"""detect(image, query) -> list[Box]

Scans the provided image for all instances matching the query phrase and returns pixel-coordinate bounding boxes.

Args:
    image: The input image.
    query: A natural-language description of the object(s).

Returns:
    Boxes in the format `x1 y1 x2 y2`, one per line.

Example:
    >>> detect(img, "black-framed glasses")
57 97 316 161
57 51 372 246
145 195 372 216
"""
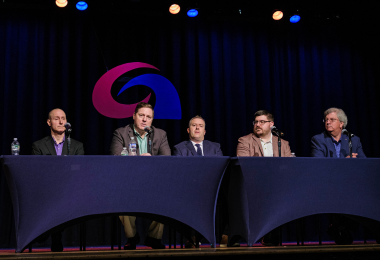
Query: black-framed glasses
323 118 339 123
253 120 271 126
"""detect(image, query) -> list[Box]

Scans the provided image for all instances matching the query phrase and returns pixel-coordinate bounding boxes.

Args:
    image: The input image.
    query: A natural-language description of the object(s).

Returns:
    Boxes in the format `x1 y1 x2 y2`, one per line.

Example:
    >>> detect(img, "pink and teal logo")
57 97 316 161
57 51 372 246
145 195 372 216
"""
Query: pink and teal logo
92 62 181 119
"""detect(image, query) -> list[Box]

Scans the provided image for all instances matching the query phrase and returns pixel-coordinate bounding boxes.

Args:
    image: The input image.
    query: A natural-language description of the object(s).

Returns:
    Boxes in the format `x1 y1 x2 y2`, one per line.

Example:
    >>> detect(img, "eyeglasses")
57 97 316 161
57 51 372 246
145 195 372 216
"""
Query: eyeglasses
253 120 271 126
323 118 339 123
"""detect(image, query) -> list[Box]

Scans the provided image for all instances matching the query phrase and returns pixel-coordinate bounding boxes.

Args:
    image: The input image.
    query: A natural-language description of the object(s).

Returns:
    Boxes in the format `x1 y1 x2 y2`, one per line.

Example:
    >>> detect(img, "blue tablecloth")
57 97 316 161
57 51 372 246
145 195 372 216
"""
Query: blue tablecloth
0 155 230 252
229 157 380 246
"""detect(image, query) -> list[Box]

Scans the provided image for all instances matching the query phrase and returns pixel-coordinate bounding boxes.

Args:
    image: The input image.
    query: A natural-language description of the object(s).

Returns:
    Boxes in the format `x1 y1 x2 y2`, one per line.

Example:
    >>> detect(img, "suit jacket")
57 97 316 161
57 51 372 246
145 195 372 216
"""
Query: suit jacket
31 136 84 155
311 131 366 158
109 124 171 156
173 140 223 156
236 133 292 157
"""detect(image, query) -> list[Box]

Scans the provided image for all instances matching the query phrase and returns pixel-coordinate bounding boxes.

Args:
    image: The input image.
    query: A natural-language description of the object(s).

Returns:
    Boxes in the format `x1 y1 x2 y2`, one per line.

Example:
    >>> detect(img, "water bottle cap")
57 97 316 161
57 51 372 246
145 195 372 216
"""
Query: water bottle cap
131 137 134 140
123 147 127 149
14 138 17 140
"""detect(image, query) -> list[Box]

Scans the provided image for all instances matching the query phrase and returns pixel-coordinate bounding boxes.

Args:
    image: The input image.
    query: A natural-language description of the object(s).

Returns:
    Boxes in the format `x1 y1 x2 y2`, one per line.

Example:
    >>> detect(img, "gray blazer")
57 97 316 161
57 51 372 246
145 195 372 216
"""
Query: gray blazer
109 124 171 156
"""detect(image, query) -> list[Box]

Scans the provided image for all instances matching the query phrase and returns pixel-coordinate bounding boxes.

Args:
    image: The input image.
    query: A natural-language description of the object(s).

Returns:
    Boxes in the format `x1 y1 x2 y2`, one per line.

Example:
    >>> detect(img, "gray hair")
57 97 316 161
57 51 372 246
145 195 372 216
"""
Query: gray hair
189 115 206 129
324 108 348 128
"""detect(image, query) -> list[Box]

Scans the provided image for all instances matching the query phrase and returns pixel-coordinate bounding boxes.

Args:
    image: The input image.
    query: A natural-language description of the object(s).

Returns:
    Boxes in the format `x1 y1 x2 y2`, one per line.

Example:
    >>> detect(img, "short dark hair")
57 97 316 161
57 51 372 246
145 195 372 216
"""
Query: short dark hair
253 110 274 121
134 102 154 118
188 115 206 128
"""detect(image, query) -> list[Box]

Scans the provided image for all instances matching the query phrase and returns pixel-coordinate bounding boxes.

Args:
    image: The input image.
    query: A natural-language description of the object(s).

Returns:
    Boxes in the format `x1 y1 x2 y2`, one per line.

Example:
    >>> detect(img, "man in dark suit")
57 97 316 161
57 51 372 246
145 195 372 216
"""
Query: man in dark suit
173 115 222 156
109 102 170 250
311 108 365 158
311 107 370 245
31 108 84 252
173 115 223 247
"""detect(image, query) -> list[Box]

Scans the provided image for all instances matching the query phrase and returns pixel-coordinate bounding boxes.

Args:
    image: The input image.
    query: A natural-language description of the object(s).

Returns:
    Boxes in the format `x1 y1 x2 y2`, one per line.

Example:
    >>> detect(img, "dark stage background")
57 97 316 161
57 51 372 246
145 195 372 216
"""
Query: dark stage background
1 0 380 249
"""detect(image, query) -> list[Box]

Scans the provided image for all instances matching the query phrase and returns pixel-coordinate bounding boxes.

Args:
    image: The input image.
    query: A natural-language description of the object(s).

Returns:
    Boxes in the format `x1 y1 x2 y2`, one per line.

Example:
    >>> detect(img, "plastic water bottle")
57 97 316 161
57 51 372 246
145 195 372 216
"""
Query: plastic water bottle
129 137 137 156
291 152 296 157
11 138 20 155
121 147 128 156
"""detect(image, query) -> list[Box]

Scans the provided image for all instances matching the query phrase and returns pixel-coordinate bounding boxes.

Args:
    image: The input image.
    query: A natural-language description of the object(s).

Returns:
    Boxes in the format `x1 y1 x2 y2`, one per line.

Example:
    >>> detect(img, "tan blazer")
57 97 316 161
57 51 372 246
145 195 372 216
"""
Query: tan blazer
237 133 292 157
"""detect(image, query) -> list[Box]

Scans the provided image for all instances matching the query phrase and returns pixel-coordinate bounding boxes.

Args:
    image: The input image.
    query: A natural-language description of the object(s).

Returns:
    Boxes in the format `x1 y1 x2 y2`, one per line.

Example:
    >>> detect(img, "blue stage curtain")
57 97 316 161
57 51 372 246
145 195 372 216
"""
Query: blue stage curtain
1 5 379 248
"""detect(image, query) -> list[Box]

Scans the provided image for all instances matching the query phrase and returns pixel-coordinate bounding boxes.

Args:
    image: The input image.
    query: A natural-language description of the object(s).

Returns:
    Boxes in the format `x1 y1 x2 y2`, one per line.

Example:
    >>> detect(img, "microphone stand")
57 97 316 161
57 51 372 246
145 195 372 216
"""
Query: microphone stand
278 136 281 157
66 129 72 155
349 135 353 158
144 130 153 156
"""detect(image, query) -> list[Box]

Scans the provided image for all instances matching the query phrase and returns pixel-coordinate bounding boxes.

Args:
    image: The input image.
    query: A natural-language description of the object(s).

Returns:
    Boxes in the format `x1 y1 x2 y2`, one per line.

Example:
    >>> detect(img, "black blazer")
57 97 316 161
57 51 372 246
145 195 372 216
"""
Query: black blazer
31 136 84 155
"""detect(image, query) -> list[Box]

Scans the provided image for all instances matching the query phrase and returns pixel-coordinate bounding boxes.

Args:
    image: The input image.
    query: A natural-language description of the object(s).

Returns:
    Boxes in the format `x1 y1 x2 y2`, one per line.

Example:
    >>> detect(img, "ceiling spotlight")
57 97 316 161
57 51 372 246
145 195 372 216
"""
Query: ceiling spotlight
169 4 180 14
56 0 68 8
272 10 283 20
187 9 198 17
290 14 301 23
76 1 88 11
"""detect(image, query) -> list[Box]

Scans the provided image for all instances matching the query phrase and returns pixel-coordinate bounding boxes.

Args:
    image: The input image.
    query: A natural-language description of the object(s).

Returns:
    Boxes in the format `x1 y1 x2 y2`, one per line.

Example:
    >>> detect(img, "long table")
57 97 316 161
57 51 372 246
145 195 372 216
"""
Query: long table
228 157 380 246
0 155 230 252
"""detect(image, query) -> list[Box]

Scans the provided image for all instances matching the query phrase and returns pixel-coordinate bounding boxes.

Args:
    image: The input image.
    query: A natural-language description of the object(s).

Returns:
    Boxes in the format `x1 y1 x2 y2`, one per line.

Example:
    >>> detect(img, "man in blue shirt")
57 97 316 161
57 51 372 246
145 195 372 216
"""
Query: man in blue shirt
311 107 365 158
311 108 370 245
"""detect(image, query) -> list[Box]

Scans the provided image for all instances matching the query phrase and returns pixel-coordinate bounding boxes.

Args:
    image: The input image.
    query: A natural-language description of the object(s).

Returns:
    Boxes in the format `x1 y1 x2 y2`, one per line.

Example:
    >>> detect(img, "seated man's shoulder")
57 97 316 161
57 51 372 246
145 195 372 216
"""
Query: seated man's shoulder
238 133 254 141
174 140 189 148
114 125 132 134
203 140 221 146
311 132 327 141
70 138 83 146
32 136 50 146
153 127 167 136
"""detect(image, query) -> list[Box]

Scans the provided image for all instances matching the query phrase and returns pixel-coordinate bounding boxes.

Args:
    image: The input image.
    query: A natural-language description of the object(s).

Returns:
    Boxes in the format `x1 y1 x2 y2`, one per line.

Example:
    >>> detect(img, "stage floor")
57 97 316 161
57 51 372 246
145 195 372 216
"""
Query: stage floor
1 243 380 260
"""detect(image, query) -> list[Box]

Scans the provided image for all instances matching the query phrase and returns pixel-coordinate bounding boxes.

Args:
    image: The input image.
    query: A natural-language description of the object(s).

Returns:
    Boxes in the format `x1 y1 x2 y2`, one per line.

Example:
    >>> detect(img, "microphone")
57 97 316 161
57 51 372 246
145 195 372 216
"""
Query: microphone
144 126 153 134
342 129 354 138
271 126 284 137
64 122 72 132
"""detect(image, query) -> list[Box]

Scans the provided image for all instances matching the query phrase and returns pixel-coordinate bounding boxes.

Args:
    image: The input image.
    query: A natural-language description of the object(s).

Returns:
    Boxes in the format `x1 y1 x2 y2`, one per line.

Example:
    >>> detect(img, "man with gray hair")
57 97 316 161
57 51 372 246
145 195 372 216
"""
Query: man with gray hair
311 108 367 245
311 107 365 158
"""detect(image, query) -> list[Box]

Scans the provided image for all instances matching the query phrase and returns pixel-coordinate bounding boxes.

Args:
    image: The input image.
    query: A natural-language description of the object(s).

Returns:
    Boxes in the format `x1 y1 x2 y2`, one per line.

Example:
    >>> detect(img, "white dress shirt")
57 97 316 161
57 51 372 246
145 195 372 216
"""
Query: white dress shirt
260 134 273 157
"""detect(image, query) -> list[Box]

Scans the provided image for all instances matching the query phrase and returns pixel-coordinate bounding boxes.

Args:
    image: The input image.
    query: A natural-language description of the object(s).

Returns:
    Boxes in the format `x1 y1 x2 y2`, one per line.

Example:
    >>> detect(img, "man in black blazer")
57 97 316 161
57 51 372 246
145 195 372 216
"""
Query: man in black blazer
31 108 84 252
173 115 223 156
32 109 84 156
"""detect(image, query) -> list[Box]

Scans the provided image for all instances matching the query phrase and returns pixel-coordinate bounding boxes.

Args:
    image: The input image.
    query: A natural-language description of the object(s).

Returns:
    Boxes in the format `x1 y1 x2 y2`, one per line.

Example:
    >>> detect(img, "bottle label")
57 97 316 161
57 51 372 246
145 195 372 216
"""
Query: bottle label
12 145 20 150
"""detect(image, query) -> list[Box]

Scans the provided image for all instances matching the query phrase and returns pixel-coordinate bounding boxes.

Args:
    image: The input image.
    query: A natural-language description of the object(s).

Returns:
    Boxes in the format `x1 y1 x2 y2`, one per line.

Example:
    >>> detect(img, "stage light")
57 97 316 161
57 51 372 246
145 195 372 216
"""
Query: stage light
76 1 88 10
272 10 283 20
290 15 301 23
56 0 68 8
169 4 180 14
187 9 198 17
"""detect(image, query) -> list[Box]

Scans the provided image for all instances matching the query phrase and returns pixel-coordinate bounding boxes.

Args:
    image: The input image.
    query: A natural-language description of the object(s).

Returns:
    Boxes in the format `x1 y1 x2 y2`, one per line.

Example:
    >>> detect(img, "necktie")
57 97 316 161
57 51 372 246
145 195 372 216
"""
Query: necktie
195 144 203 156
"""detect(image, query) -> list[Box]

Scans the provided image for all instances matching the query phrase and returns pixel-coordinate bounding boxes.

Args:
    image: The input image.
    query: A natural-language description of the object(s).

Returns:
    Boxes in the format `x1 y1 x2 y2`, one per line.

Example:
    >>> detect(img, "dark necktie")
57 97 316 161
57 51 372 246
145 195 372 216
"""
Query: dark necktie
195 144 203 156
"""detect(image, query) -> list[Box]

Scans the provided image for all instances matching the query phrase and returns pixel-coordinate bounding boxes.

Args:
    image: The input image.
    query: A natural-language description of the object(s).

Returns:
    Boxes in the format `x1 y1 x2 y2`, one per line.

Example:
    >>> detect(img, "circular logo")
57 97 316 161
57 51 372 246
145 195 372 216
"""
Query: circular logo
92 62 181 119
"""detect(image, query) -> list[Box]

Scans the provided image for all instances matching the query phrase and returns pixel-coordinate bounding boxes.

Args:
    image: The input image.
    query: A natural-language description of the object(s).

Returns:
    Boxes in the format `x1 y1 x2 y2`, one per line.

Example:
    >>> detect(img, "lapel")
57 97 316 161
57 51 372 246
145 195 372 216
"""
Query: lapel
202 140 210 156
62 138 68 155
186 141 197 156
128 125 140 155
340 135 349 158
272 135 279 157
324 132 337 158
44 136 57 156
251 134 264 156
